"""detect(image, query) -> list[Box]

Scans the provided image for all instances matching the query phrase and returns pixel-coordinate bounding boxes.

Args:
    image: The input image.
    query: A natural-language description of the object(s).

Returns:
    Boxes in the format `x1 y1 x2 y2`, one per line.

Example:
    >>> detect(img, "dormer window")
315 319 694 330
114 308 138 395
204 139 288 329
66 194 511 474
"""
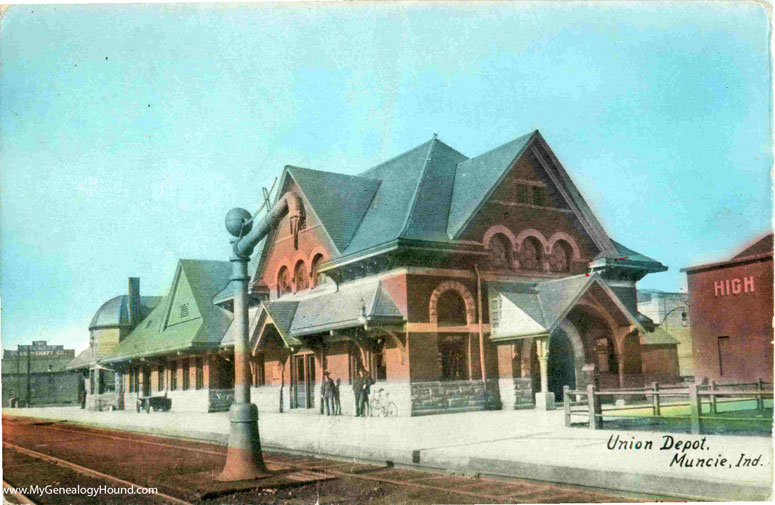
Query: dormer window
180 303 189 319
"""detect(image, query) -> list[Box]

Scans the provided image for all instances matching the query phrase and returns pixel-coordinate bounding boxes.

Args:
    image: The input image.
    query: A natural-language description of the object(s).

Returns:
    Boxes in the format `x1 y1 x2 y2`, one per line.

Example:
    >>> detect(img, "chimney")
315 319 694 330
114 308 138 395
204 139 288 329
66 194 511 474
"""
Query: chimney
128 277 141 328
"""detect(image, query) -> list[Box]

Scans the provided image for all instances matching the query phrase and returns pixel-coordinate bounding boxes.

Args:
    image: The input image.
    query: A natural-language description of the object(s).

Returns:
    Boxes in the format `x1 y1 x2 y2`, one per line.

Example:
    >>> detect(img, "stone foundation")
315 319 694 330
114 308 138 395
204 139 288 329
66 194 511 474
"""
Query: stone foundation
410 380 501 416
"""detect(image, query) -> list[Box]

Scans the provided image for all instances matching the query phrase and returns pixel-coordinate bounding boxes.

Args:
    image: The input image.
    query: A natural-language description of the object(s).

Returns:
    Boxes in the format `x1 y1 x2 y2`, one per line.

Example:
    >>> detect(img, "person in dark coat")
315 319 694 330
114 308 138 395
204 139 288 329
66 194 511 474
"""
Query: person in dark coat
333 378 341 415
321 371 335 416
353 368 374 417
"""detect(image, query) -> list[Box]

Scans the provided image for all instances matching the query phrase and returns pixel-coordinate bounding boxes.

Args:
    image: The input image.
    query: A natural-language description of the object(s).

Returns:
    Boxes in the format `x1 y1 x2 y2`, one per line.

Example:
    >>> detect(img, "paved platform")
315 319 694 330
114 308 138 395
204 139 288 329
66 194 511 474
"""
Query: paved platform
3 406 772 501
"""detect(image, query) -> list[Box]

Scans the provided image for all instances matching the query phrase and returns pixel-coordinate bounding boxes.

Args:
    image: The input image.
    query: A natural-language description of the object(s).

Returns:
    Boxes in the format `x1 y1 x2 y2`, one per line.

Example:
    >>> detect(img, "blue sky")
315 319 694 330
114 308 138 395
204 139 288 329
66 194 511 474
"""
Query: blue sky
1 3 771 352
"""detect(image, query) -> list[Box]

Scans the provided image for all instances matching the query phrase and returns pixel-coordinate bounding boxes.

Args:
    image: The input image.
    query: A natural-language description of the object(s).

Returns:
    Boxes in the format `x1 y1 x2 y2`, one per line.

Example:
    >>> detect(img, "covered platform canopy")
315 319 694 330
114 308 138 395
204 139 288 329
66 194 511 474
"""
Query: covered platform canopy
250 280 405 352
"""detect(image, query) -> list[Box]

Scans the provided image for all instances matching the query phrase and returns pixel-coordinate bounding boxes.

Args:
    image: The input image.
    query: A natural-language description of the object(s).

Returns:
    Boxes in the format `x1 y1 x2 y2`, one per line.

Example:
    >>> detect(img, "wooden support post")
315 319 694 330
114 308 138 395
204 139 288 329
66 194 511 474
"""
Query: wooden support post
710 380 718 415
756 379 764 412
563 386 571 426
587 384 601 430
651 382 661 417
689 384 701 435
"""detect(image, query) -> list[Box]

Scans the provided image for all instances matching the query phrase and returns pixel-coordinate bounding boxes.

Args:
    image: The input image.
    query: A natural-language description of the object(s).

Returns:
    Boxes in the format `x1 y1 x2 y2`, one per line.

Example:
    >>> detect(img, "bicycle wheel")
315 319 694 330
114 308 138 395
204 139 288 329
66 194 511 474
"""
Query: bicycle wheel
369 399 379 417
386 402 397 417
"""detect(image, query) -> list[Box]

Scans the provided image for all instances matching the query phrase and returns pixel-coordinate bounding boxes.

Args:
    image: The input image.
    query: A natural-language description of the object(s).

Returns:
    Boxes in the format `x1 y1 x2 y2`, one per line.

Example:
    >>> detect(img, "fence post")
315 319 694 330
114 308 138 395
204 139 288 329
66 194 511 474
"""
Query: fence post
756 379 764 412
563 386 571 426
587 384 601 429
710 380 718 415
689 383 701 435
651 382 660 417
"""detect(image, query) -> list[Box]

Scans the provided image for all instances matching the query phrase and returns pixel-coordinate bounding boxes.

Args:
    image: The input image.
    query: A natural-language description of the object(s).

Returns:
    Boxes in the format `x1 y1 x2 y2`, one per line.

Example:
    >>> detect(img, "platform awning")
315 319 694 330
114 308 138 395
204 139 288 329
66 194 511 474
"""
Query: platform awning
488 273 643 342
251 280 405 352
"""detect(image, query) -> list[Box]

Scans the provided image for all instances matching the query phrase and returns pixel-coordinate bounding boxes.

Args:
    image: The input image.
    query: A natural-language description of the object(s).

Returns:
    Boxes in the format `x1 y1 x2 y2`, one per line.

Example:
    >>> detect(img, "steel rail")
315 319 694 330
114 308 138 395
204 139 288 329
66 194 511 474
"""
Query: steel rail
4 417 645 503
2 442 194 505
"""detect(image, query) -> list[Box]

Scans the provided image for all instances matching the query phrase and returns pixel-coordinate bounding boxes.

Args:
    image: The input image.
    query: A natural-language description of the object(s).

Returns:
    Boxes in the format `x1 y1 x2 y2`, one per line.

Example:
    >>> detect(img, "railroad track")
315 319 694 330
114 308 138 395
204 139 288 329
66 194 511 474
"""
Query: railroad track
2 415 644 504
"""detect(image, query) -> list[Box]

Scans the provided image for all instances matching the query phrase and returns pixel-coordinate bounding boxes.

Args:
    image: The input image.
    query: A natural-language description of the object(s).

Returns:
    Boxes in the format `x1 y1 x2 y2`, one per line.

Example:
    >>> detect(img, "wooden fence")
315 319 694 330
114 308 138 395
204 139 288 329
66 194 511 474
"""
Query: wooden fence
564 380 773 434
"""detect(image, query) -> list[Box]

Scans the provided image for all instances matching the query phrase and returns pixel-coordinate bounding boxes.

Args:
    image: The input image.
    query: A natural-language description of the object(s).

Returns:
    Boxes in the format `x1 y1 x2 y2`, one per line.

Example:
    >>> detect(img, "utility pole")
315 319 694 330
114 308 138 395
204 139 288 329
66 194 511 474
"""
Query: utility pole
26 346 31 407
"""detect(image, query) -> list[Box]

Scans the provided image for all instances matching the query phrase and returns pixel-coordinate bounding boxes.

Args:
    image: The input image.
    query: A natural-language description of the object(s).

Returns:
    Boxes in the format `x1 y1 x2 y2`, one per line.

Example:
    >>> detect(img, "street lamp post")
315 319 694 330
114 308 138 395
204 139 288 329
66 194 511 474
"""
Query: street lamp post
218 195 302 482
217 210 268 481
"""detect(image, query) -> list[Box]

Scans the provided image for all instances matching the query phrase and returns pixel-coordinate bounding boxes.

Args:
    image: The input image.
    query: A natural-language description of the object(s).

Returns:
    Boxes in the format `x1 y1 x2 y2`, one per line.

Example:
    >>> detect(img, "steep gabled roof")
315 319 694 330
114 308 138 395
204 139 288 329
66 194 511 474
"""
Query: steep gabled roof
401 140 469 242
287 166 381 253
343 140 436 254
103 260 232 362
489 274 644 342
447 132 534 238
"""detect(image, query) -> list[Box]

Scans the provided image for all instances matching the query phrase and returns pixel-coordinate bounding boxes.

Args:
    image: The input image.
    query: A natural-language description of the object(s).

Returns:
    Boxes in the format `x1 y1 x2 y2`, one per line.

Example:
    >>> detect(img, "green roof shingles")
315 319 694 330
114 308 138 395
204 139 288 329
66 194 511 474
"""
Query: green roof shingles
288 166 381 253
402 139 469 242
343 140 435 254
104 260 232 362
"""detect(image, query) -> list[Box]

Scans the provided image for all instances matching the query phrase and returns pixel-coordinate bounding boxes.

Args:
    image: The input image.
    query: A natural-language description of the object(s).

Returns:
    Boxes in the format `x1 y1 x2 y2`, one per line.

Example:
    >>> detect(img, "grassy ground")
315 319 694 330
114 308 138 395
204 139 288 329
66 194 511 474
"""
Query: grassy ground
595 398 773 436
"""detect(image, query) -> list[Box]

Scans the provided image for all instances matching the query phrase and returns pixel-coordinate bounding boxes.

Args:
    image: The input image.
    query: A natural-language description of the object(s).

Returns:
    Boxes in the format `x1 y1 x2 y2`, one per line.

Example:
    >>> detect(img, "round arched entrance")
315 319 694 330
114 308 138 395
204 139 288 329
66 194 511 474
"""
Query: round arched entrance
548 329 576 401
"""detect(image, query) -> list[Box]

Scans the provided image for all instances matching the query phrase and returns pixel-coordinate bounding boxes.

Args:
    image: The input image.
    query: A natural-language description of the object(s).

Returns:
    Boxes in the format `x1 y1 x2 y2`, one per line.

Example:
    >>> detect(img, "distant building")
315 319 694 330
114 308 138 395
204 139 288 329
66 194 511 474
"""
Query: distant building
2 340 80 407
637 289 692 379
681 233 773 384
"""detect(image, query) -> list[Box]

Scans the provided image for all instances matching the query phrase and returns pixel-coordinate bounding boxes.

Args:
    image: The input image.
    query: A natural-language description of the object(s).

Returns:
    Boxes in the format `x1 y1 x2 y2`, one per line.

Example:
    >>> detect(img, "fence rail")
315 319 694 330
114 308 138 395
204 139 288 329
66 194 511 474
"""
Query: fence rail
564 379 773 434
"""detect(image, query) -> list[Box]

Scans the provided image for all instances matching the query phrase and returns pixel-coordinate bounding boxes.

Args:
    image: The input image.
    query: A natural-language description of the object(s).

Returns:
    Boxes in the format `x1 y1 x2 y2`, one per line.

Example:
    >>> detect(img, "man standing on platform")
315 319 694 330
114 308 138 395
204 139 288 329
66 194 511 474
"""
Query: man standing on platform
322 371 335 415
354 368 374 417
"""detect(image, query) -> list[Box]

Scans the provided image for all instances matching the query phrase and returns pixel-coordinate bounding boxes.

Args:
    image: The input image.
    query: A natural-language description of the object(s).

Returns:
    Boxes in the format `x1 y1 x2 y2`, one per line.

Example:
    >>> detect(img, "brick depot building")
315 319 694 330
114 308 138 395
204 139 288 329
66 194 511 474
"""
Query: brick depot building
681 233 773 384
79 131 679 415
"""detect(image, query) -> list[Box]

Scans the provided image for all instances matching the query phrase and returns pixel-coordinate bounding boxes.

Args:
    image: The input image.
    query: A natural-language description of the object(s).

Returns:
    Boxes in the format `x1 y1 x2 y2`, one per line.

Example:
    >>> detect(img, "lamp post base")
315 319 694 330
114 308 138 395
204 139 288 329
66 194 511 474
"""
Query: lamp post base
217 403 269 481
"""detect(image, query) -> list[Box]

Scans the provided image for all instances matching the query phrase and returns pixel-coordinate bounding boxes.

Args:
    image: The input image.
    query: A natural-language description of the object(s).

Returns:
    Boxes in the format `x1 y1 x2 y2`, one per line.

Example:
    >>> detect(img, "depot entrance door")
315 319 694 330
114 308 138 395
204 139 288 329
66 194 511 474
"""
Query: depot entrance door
292 354 315 409
548 330 576 402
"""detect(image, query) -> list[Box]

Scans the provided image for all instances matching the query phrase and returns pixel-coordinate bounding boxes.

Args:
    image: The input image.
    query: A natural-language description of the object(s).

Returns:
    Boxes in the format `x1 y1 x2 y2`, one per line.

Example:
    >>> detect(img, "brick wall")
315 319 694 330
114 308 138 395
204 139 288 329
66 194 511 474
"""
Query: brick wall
3 371 81 407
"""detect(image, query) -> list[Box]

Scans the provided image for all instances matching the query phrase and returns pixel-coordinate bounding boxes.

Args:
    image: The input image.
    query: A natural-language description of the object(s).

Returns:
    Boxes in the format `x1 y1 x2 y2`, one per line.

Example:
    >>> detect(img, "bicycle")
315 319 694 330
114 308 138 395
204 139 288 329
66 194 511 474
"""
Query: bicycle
369 388 398 417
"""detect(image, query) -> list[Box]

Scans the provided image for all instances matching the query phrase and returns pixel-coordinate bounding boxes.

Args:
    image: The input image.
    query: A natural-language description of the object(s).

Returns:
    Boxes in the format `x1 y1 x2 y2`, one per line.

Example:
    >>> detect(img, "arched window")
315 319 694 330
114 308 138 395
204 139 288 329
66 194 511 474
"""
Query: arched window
517 236 542 271
487 233 513 270
549 240 572 273
293 260 308 291
310 254 327 287
277 266 291 297
436 290 467 327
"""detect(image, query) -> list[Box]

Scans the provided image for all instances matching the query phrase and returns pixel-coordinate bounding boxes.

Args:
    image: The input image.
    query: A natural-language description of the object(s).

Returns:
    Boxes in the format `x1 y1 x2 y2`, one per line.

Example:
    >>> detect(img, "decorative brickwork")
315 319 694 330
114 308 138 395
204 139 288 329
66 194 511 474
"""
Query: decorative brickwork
428 281 476 325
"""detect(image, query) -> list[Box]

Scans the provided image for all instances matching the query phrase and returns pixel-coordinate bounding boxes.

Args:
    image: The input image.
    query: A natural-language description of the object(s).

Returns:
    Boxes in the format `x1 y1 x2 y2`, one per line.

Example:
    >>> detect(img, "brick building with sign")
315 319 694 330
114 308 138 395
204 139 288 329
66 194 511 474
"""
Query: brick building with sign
2 341 80 407
681 233 773 384
76 131 679 415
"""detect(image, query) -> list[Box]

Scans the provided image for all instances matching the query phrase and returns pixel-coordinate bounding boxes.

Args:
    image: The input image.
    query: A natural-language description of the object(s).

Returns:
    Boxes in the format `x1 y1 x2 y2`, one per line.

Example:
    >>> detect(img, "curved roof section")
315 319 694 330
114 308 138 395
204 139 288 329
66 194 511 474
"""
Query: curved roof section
89 295 162 330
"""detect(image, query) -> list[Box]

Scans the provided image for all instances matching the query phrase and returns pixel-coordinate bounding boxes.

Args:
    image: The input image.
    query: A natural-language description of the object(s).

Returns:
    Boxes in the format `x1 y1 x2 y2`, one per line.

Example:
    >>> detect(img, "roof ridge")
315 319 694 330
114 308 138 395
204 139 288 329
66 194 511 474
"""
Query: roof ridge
458 131 536 166
398 137 438 239
358 139 433 177
289 165 370 180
